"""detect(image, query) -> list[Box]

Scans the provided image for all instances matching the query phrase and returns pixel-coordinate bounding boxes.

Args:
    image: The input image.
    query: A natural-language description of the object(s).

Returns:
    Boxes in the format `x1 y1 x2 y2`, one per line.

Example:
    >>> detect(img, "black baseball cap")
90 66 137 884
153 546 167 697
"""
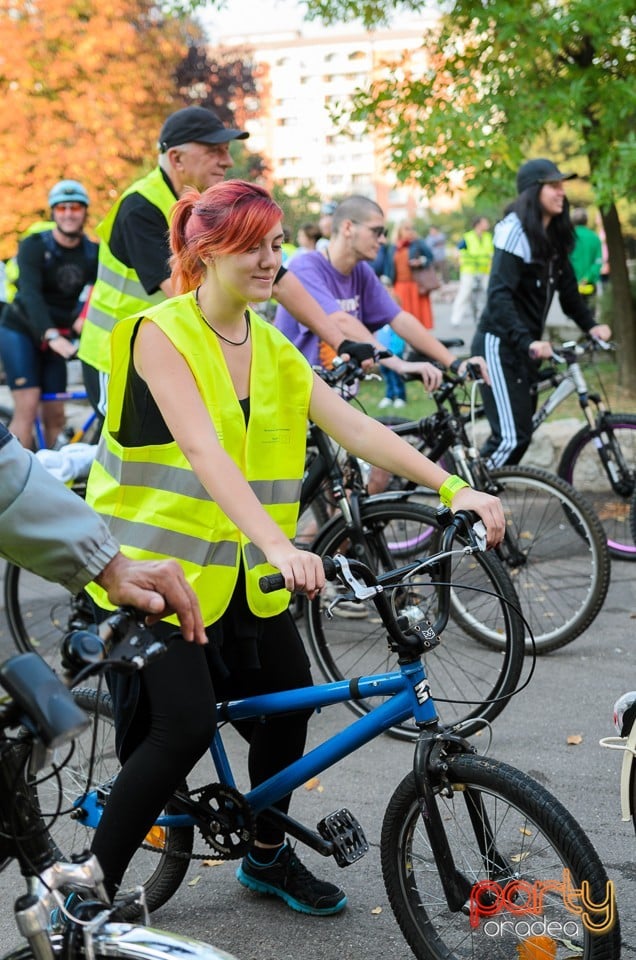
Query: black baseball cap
159 106 249 152
517 158 576 194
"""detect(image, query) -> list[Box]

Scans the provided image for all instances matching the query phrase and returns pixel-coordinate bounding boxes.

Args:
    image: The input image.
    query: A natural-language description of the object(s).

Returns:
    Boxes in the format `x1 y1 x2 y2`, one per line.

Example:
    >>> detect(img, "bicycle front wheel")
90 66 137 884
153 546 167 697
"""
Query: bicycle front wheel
559 413 636 561
3 562 98 668
489 466 611 654
35 687 193 920
306 499 525 739
5 930 236 960
381 757 620 960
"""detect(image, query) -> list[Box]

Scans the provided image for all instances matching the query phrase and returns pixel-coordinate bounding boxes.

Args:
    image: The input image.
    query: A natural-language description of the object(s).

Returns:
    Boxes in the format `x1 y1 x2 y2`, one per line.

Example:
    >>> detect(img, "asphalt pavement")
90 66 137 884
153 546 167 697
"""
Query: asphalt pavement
1 290 634 957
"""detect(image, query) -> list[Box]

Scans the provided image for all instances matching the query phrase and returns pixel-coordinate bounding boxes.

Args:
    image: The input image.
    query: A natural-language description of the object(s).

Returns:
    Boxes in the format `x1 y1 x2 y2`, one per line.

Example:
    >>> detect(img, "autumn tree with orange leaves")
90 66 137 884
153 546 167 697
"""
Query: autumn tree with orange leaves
0 0 195 258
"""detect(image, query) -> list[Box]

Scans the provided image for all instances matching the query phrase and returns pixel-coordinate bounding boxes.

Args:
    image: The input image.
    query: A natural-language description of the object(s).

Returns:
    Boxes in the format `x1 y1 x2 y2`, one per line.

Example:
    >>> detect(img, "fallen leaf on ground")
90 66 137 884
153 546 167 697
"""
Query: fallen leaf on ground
371 906 382 915
566 734 583 745
304 777 321 790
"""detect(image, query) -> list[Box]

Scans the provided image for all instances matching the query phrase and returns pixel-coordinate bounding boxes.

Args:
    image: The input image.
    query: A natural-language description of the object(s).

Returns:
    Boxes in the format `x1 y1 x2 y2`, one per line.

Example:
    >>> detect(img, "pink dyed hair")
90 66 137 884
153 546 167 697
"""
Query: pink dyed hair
169 180 283 294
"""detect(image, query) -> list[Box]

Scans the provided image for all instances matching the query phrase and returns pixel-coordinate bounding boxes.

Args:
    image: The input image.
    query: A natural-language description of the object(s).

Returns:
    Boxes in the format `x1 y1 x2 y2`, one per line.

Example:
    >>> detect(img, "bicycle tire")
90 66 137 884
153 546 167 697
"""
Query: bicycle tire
381 757 620 960
3 562 98 667
488 465 611 653
35 687 193 920
306 498 525 739
631 486 636 551
558 413 636 561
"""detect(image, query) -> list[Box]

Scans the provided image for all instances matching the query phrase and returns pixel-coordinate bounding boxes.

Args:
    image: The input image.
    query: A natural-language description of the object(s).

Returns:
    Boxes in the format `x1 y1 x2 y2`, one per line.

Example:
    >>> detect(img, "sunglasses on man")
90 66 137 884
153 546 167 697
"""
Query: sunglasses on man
351 220 388 238
53 202 86 213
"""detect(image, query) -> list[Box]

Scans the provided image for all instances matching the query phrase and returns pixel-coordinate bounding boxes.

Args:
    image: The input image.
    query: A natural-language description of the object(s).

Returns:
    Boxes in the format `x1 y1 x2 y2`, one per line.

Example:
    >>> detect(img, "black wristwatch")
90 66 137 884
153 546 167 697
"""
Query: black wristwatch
449 358 463 375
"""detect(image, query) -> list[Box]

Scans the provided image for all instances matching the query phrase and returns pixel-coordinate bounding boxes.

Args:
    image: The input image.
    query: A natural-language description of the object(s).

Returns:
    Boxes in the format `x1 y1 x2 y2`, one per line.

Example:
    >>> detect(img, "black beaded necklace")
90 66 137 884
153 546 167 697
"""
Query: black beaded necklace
194 287 250 346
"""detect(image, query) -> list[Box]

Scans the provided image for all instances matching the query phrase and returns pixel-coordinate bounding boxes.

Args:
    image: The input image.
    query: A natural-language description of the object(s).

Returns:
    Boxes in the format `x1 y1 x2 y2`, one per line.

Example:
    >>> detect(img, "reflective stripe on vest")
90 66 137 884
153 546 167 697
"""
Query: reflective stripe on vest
459 230 494 275
78 167 176 372
85 294 313 625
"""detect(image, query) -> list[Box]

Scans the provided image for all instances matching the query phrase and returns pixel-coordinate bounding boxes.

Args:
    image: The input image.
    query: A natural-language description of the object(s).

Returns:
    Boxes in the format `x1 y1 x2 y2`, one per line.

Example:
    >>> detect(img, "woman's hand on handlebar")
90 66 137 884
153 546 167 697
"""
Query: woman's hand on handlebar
450 487 505 549
264 543 326 600
589 323 611 343
94 555 207 645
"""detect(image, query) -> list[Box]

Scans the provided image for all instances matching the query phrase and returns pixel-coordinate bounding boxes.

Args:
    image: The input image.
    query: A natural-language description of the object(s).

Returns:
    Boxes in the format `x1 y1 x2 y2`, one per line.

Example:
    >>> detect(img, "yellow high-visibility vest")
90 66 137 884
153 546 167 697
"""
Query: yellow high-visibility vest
78 167 176 373
459 229 494 275
85 292 313 624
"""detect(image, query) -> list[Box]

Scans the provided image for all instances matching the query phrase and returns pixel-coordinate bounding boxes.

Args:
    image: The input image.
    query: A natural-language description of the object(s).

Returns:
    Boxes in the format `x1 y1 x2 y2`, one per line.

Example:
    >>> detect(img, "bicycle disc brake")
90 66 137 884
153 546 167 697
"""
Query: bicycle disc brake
190 783 255 859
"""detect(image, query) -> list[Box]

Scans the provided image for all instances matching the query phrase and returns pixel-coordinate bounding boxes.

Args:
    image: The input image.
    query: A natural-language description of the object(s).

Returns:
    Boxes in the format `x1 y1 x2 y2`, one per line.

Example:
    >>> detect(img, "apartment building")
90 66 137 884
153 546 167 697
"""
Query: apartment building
209 15 444 222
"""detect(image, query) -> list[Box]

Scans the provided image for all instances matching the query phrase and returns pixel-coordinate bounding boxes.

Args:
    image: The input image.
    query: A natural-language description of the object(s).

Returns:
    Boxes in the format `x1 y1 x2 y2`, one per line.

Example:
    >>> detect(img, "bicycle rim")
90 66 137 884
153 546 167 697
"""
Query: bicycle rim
306 499 524 739
3 563 98 668
34 687 193 920
558 414 636 561
381 758 620 960
489 466 611 653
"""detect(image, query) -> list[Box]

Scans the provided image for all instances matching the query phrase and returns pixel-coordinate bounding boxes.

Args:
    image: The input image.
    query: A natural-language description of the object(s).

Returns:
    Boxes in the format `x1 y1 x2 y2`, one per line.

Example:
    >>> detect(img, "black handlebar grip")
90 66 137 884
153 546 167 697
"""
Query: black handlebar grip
259 556 339 593
259 572 286 593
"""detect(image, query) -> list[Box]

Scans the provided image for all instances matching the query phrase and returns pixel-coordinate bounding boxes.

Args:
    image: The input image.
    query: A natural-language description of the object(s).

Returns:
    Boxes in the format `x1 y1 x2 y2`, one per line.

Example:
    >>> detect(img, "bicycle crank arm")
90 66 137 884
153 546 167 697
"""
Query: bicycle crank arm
257 807 335 857
259 806 368 867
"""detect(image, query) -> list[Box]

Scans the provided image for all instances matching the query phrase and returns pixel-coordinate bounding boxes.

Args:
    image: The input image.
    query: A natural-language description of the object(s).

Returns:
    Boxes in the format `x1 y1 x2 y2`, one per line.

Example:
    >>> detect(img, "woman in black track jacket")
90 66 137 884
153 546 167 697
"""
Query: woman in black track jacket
471 158 611 467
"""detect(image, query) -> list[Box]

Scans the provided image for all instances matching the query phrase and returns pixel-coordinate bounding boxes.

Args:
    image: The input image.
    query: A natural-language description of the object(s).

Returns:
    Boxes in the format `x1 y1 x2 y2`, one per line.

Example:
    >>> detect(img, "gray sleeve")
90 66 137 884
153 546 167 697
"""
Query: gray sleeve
0 434 120 593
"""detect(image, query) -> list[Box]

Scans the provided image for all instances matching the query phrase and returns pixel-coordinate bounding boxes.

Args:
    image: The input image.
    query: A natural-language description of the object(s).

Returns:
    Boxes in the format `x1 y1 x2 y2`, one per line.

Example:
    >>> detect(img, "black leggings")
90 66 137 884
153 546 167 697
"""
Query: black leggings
91 609 313 897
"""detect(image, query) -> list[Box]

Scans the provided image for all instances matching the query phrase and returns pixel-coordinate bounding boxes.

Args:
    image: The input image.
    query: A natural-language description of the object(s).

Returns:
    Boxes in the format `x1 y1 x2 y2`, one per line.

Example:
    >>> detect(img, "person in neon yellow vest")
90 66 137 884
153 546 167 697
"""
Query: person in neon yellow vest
450 216 494 327
84 179 505 917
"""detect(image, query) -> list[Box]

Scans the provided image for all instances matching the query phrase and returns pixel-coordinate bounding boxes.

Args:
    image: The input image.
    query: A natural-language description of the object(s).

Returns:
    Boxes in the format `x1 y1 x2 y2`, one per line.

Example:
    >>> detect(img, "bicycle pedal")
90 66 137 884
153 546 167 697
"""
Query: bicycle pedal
317 808 368 866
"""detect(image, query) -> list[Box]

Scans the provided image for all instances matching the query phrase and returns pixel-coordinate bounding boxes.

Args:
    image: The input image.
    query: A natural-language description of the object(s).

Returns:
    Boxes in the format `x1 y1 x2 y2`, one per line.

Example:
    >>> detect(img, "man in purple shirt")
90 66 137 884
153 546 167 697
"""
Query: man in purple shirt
275 195 488 390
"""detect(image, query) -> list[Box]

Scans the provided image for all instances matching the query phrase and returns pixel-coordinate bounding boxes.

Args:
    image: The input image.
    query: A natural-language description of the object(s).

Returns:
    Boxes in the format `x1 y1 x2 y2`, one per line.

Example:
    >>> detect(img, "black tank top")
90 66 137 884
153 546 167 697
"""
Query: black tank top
116 320 250 446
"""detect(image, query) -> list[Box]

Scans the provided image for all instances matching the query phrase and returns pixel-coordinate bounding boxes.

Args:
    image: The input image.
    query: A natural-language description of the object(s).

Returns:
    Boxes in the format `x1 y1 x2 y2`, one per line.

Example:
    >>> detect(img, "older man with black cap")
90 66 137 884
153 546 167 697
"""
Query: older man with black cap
78 107 381 416
471 158 611 468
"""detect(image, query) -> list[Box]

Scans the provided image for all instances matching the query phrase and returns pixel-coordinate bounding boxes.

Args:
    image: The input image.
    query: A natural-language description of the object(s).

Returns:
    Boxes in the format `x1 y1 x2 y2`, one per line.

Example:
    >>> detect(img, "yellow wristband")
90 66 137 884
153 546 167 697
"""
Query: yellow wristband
439 474 470 508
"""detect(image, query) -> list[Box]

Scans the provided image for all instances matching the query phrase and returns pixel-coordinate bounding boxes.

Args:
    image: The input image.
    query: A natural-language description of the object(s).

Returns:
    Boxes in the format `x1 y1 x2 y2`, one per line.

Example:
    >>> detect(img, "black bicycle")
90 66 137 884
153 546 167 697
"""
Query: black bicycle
378 366 611 653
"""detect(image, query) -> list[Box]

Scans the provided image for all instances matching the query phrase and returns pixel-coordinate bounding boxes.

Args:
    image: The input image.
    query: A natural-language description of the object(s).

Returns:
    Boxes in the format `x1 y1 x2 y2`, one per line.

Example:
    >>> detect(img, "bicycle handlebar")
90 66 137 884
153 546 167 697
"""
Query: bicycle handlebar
259 510 486 655
314 350 392 391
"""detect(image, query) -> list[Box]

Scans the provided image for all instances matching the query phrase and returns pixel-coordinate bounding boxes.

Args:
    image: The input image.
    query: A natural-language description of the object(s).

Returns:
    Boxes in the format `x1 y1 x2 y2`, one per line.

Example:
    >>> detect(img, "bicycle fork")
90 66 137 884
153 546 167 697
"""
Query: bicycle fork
412 735 512 913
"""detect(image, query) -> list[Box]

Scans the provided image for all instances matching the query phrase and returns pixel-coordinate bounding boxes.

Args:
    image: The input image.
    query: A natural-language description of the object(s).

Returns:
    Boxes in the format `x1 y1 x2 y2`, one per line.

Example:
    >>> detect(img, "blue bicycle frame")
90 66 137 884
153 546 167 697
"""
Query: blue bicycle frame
78 660 438 831
36 387 97 450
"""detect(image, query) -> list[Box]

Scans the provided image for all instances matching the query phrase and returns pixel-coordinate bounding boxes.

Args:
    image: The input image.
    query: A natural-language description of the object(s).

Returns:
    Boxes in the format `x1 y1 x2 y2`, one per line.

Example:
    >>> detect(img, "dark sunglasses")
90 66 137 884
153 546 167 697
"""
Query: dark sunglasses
351 220 388 238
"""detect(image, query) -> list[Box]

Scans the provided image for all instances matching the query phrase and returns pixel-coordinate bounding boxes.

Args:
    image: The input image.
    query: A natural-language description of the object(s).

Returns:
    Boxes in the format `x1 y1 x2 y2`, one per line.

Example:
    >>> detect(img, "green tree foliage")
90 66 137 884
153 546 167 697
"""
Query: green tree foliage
310 0 636 386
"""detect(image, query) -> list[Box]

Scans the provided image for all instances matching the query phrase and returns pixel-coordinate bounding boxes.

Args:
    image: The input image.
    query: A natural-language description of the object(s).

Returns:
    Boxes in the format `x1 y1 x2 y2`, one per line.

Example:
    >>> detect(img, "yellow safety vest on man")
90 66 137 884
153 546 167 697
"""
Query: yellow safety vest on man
85 293 313 624
78 167 177 374
459 229 494 275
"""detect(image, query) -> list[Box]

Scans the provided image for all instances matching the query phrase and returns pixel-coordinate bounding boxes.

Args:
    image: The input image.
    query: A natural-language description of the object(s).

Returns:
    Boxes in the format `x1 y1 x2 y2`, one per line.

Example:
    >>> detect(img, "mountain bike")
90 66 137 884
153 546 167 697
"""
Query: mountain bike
378 367 611 654
540 338 636 562
4 358 525 743
0 639 237 959
39 511 620 959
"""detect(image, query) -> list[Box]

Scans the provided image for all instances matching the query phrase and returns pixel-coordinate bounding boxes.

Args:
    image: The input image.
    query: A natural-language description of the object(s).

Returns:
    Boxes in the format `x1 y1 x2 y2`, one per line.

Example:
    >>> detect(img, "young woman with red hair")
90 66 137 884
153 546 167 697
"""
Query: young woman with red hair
84 180 504 918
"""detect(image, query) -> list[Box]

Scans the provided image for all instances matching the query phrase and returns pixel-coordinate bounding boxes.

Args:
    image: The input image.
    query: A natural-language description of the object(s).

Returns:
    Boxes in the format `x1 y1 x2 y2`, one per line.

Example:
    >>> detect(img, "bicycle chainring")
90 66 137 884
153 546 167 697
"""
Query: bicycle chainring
190 783 255 860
